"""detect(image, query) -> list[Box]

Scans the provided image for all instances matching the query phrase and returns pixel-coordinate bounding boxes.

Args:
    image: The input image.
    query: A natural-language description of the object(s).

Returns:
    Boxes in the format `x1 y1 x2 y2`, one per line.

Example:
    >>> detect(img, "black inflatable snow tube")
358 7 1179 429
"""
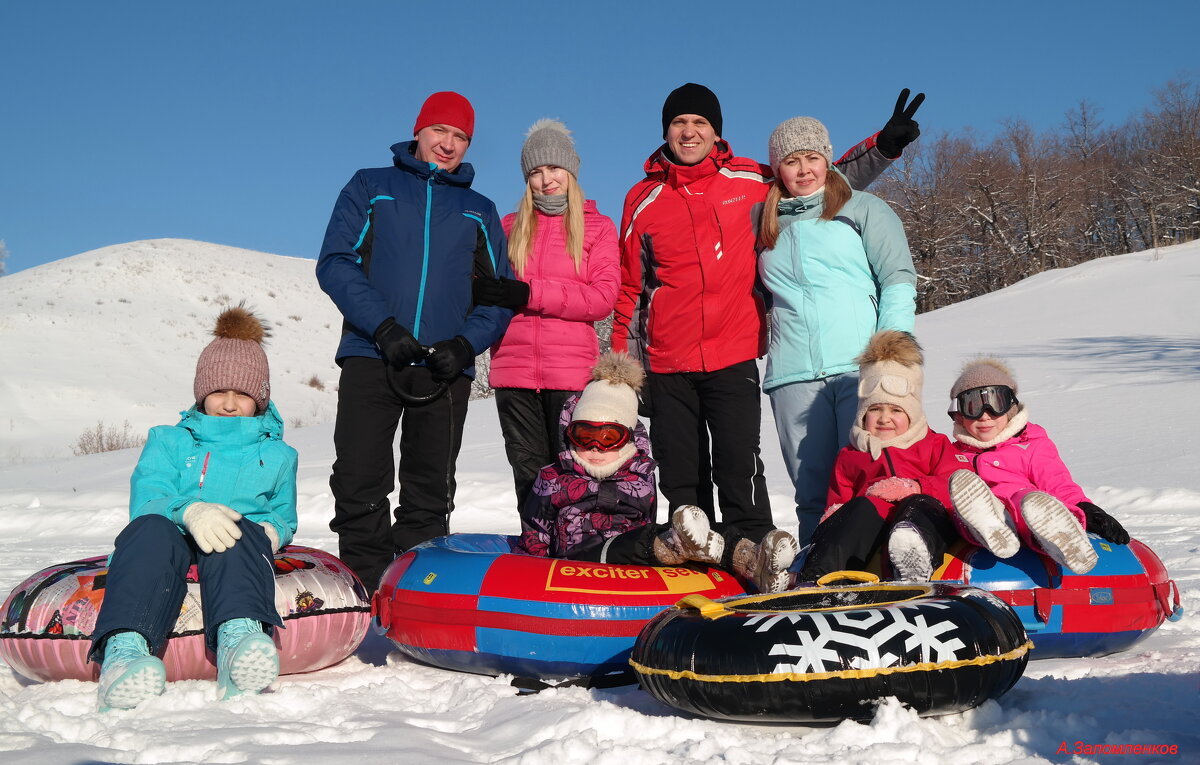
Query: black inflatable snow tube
629 572 1032 722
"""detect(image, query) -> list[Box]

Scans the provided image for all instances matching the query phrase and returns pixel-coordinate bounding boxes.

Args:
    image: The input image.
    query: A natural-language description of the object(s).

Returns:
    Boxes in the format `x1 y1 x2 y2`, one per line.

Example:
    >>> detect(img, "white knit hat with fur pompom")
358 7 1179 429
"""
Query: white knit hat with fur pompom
572 352 644 428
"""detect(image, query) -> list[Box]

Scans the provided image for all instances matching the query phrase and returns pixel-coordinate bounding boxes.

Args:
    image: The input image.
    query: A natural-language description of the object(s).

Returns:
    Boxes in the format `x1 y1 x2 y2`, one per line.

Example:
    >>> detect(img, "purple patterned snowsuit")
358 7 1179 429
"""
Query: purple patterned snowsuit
517 394 656 559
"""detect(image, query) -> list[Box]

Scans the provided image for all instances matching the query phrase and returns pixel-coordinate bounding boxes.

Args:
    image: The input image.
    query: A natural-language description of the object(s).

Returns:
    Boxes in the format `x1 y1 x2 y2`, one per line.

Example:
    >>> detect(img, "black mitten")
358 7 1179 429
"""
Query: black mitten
374 318 423 368
473 277 530 309
876 88 926 159
1080 502 1130 545
426 336 475 381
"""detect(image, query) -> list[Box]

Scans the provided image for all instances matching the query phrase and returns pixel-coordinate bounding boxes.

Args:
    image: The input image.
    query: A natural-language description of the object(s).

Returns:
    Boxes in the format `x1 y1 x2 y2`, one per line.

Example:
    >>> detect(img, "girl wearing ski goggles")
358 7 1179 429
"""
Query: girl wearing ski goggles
565 420 632 452
947 385 1018 420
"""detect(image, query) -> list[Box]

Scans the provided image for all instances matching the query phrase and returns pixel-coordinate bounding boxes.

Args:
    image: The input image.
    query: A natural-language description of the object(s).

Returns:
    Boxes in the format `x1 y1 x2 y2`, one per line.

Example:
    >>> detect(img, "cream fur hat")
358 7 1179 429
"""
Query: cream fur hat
573 352 644 428
855 330 924 427
570 352 645 479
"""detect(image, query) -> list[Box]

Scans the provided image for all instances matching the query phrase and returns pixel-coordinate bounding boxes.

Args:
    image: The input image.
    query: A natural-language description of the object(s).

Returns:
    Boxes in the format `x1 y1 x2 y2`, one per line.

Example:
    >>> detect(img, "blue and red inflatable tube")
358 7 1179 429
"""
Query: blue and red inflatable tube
372 534 746 681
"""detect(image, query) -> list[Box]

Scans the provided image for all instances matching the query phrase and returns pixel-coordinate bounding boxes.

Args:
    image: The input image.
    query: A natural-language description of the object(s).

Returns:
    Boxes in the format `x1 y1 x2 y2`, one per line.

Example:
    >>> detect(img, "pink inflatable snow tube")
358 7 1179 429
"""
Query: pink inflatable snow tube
0 545 370 683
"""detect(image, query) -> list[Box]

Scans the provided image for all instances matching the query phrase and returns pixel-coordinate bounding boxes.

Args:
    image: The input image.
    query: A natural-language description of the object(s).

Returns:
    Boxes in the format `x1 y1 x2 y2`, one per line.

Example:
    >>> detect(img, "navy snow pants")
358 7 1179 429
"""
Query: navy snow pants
89 514 280 661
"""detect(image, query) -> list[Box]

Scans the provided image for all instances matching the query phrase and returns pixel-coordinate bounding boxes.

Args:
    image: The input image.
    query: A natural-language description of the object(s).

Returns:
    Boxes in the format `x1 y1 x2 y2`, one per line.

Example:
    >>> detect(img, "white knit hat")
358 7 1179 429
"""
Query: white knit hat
570 352 644 478
768 116 833 172
572 352 644 428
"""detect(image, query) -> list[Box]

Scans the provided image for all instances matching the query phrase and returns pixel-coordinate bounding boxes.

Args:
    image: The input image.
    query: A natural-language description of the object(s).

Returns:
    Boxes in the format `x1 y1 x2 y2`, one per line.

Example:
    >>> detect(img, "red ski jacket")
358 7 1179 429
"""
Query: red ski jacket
827 427 961 516
612 138 890 374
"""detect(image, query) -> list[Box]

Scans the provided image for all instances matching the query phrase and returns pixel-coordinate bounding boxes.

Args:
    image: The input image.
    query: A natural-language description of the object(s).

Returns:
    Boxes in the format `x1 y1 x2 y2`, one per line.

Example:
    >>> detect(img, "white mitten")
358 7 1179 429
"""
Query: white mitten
259 522 281 552
183 502 243 553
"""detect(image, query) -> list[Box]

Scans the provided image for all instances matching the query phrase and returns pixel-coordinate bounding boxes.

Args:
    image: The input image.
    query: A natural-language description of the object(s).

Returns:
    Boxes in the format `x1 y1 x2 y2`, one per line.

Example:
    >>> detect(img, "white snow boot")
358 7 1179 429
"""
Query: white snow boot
949 470 1019 558
732 530 800 594
670 505 725 565
1021 491 1098 574
888 521 934 581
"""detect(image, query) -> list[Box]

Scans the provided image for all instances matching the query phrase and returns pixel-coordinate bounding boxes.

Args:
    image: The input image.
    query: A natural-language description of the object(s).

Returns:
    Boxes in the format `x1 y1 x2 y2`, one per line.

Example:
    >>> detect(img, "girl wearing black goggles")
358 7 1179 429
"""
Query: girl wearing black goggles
947 385 1018 420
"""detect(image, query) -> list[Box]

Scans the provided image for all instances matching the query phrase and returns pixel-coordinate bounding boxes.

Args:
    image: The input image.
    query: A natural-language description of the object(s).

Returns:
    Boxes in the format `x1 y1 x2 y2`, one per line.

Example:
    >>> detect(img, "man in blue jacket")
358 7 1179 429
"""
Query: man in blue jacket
317 91 513 590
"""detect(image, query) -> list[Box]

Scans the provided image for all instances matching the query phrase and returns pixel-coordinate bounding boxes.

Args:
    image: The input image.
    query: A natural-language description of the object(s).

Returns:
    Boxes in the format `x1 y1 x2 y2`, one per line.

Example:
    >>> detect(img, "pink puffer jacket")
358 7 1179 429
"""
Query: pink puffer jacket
951 406 1090 541
489 200 620 391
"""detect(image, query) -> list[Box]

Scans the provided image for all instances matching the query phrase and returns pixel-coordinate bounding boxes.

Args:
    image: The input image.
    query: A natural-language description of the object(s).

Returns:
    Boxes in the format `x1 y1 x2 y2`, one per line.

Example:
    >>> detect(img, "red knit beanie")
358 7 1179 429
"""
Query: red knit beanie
412 91 475 139
193 306 271 413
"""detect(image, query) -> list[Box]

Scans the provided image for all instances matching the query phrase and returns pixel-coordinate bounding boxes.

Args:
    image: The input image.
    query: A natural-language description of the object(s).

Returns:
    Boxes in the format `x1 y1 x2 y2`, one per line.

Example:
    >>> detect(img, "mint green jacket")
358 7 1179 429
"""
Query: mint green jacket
758 180 916 391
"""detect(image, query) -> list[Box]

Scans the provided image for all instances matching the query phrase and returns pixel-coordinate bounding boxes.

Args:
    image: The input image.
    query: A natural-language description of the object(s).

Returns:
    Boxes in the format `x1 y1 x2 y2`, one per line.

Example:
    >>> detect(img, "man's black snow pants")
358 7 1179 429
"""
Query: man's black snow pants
329 357 470 591
646 359 774 543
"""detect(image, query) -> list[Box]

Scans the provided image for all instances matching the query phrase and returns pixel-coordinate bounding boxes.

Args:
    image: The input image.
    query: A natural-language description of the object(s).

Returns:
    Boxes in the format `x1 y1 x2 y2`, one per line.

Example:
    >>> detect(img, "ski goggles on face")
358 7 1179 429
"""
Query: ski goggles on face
566 421 632 452
948 385 1018 420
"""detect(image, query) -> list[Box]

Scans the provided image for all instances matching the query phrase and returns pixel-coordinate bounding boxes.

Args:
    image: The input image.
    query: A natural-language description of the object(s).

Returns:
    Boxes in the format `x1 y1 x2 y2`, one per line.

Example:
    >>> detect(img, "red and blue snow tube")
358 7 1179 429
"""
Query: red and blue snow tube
372 534 746 682
932 537 1181 658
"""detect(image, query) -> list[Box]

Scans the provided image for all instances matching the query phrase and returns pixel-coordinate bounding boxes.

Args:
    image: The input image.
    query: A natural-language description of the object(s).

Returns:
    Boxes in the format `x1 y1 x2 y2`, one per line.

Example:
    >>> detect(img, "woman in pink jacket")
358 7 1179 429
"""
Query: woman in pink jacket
473 119 620 509
943 358 1129 575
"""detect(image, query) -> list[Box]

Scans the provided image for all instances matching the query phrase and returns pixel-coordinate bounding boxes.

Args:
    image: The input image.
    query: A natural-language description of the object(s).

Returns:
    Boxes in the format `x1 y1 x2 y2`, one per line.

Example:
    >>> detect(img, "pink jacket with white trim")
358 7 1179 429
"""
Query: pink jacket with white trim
951 406 1090 524
488 200 620 391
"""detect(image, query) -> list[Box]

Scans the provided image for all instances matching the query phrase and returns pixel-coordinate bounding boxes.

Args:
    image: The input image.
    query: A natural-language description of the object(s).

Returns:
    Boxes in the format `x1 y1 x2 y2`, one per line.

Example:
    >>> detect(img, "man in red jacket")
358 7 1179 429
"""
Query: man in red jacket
611 83 921 546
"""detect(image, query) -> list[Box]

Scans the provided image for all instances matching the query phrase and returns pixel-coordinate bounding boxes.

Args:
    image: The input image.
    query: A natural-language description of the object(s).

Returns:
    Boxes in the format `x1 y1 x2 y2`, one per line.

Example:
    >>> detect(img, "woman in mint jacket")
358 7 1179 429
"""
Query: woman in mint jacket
757 116 917 545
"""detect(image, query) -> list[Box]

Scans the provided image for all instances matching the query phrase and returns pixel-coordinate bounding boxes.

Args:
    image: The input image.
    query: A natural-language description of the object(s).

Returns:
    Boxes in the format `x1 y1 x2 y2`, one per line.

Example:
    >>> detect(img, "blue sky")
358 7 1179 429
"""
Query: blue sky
2 1 1196 275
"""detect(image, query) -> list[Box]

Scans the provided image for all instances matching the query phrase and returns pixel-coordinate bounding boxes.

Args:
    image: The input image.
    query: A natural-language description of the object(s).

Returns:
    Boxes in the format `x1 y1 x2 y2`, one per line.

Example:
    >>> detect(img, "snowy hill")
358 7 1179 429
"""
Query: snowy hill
0 239 343 463
0 241 1197 764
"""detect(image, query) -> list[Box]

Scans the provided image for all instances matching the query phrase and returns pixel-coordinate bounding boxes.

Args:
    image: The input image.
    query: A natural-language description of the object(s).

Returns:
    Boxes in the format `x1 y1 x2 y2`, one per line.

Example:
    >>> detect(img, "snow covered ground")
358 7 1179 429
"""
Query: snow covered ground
1 240 1197 764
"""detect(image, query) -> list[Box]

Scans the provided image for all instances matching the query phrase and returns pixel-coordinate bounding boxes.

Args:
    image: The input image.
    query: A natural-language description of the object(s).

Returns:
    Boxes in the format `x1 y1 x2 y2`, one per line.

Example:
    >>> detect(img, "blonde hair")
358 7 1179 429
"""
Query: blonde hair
507 172 586 277
757 156 853 251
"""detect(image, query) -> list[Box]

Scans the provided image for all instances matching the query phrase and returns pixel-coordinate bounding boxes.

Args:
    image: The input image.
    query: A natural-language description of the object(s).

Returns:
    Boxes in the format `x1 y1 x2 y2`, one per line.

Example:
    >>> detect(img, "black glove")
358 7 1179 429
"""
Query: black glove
876 88 926 159
473 277 530 309
374 318 423 368
426 335 475 381
1080 502 1130 545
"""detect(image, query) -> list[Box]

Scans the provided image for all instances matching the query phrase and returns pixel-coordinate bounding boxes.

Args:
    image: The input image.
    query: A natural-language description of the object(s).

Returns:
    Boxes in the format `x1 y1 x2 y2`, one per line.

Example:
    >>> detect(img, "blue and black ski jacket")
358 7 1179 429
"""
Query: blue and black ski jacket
316 140 513 372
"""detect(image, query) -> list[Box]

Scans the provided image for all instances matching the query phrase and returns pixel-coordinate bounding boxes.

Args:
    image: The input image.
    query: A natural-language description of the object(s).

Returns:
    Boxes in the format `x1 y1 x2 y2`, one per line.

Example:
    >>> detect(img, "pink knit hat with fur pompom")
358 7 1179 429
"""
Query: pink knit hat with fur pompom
193 305 271 413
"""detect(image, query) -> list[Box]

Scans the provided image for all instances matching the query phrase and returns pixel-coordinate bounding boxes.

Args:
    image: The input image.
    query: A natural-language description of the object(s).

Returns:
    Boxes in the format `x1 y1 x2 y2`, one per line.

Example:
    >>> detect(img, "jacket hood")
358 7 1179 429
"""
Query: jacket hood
391 140 476 188
178 400 286 445
643 139 735 186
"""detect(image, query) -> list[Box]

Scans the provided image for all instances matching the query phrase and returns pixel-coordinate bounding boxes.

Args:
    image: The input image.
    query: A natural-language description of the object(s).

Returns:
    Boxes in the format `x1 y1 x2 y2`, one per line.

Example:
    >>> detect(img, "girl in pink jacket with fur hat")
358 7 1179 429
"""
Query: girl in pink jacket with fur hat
945 358 1128 575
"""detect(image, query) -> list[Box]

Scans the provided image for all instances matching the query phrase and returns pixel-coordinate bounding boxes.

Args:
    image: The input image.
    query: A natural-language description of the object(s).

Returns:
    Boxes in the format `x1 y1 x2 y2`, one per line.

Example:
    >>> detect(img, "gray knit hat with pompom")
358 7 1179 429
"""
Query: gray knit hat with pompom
521 119 580 178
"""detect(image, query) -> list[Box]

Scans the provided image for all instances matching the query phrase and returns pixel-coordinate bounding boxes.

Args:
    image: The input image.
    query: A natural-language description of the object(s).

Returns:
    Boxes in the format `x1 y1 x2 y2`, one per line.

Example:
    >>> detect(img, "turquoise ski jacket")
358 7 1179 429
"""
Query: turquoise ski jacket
758 178 917 391
128 402 299 547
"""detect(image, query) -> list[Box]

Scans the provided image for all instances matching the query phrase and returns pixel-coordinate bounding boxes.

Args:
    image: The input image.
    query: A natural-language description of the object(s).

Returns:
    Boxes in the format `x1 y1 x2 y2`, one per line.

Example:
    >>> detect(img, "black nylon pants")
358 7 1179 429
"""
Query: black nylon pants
646 360 773 542
494 387 576 511
329 357 470 590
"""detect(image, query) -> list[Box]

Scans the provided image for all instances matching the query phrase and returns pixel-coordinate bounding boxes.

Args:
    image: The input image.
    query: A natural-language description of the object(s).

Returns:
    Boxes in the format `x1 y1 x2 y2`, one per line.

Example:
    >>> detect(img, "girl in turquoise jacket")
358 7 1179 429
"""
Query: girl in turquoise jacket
757 116 917 544
90 307 298 711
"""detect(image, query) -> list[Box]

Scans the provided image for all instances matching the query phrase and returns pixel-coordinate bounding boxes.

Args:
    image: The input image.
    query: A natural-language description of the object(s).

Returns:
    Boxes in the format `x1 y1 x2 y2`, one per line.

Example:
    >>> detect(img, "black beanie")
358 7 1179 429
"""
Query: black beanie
661 83 723 139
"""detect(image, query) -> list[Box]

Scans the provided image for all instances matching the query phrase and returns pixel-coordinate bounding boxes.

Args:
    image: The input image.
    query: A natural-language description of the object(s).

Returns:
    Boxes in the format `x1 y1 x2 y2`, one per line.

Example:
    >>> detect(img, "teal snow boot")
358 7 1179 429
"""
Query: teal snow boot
216 618 279 700
97 630 166 712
